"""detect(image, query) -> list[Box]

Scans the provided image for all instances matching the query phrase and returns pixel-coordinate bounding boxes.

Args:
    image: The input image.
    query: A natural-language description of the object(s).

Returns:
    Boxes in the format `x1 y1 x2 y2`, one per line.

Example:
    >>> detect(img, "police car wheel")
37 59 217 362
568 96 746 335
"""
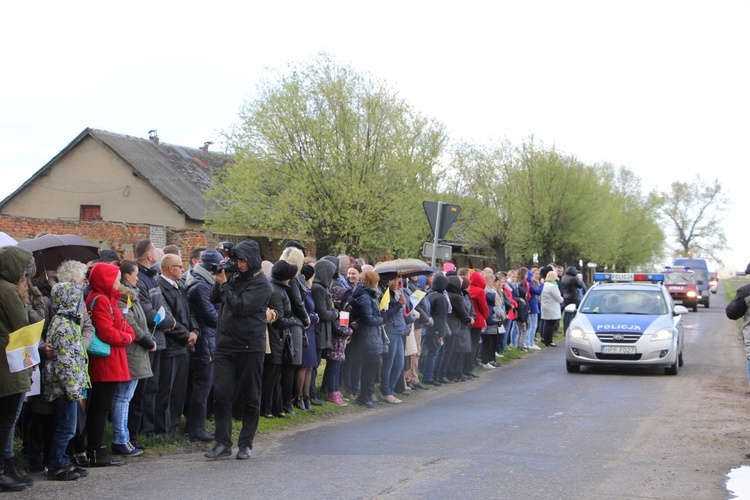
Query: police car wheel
665 359 679 376
678 350 684 367
566 360 581 373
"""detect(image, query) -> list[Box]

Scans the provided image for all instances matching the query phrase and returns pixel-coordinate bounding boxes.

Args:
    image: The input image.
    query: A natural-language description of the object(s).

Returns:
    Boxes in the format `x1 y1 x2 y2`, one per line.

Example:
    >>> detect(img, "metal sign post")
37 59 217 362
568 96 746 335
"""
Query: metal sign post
430 202 443 268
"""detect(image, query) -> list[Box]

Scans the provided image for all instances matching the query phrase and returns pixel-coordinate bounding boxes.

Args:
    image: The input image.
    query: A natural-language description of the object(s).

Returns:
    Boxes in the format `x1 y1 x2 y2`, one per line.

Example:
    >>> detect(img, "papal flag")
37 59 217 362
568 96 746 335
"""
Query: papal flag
379 287 391 311
5 320 44 373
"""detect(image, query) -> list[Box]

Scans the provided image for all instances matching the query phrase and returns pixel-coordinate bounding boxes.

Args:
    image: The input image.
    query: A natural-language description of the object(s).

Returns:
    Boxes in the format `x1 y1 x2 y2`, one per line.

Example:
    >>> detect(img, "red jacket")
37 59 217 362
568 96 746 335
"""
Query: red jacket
86 263 135 382
468 272 490 329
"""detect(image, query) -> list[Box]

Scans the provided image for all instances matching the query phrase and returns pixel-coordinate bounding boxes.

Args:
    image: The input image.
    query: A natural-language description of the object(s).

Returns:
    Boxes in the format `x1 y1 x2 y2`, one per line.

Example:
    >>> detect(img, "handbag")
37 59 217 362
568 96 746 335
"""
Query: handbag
282 330 295 364
381 327 390 353
86 295 111 357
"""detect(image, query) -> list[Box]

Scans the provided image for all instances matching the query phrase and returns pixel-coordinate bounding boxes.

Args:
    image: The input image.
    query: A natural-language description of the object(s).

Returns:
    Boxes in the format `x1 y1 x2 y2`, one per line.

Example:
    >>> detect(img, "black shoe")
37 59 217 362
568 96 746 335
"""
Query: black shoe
309 397 323 406
465 371 480 378
66 464 88 478
438 377 454 384
425 380 441 386
190 431 214 442
205 445 232 460
294 396 307 411
4 457 33 486
356 398 375 408
88 448 124 467
414 382 430 390
303 397 316 413
407 382 417 390
0 473 26 491
236 446 252 460
47 466 80 481
73 455 89 468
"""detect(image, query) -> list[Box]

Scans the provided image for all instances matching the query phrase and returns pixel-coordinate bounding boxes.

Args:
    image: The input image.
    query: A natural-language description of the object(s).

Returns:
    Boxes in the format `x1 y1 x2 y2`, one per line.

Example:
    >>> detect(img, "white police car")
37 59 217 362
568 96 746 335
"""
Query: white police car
565 273 687 375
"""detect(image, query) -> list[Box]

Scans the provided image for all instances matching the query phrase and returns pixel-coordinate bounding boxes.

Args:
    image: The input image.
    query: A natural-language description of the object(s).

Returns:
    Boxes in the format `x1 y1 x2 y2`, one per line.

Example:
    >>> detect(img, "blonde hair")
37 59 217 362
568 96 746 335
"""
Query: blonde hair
57 260 88 284
280 247 304 276
545 270 558 282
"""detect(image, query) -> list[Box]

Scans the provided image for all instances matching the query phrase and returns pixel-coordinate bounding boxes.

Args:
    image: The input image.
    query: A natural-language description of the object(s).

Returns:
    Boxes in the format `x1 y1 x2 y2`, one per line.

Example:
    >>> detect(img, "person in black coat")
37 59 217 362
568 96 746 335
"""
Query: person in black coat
156 253 199 437
205 239 271 461
421 273 450 385
350 272 384 408
560 266 586 333
261 260 298 418
185 249 222 442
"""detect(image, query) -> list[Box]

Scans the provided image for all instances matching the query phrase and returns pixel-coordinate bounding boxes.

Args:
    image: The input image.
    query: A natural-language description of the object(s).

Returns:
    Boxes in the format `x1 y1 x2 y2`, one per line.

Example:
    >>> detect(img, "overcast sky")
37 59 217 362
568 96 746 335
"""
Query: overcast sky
1 1 747 270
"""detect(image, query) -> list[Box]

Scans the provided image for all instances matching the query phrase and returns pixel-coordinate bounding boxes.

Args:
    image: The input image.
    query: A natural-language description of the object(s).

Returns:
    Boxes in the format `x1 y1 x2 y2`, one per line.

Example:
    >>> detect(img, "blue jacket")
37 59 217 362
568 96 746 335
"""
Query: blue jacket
527 270 543 315
186 266 219 366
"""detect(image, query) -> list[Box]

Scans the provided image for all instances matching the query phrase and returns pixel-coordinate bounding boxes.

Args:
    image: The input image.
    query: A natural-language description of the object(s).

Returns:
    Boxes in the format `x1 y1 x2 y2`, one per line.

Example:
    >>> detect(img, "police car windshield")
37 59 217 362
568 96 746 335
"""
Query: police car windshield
579 289 668 315
664 272 695 285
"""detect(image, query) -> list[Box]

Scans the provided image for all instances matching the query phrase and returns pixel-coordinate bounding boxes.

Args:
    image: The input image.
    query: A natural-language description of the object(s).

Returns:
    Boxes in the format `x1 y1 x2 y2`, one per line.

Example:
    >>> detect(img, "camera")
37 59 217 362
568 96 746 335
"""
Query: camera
208 241 239 275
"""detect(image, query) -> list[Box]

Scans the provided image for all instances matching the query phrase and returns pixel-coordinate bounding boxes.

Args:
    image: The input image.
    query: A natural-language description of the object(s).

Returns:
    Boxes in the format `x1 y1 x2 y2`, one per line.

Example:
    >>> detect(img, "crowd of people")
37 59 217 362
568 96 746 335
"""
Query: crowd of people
0 236 587 490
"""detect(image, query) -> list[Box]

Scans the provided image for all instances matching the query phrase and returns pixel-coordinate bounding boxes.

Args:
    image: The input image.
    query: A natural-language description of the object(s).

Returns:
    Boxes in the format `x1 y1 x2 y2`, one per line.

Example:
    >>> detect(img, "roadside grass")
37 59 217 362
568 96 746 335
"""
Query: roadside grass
16 337 554 461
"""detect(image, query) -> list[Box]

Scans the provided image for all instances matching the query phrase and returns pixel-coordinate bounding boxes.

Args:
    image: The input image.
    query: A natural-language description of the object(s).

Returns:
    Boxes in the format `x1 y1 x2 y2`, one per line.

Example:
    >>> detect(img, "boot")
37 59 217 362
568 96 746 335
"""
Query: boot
303 397 315 413
294 395 306 411
88 447 124 467
282 400 297 417
4 457 33 486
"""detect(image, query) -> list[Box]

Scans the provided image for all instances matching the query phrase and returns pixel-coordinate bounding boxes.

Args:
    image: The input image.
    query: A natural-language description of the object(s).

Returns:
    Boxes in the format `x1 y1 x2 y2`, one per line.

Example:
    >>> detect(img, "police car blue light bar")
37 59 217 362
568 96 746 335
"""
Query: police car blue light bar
593 272 664 283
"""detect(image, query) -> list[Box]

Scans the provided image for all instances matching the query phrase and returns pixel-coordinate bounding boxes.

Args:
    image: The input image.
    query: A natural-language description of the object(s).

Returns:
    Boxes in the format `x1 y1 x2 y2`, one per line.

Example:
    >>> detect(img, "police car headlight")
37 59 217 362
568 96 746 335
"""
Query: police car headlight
569 328 588 340
686 291 697 298
650 329 673 342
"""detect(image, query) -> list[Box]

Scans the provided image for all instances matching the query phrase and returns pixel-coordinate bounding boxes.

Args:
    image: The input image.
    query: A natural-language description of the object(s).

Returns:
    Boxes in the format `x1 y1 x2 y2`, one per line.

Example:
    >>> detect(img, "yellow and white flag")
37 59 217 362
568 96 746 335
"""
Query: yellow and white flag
409 289 427 309
379 287 391 311
5 320 44 373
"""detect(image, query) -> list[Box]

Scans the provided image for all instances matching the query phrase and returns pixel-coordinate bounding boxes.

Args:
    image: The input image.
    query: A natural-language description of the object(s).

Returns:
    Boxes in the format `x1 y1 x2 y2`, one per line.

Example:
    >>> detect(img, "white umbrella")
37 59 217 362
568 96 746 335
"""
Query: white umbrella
0 232 18 247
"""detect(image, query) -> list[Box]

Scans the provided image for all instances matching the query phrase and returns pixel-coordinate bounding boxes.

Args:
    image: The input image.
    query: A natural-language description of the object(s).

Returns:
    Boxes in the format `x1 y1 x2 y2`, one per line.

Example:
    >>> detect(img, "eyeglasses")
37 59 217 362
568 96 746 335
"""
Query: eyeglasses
171 264 184 269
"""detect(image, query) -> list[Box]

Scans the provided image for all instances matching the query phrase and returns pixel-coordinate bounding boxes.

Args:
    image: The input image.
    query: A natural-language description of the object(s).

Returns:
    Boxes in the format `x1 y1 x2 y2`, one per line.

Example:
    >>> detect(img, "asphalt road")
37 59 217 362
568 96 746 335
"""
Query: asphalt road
22 287 750 499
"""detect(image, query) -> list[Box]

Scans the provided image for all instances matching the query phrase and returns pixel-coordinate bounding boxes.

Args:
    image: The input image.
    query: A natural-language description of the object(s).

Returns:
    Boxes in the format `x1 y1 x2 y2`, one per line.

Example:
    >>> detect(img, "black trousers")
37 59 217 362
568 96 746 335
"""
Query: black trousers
261 363 282 416
358 353 381 401
156 351 189 436
213 350 264 449
141 350 161 435
86 382 117 452
542 318 558 346
480 334 498 364
435 334 455 380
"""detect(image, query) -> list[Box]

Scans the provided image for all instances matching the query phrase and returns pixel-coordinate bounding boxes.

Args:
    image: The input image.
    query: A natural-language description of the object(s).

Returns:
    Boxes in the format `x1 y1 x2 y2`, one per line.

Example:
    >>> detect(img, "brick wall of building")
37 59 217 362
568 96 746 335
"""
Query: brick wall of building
0 214 315 265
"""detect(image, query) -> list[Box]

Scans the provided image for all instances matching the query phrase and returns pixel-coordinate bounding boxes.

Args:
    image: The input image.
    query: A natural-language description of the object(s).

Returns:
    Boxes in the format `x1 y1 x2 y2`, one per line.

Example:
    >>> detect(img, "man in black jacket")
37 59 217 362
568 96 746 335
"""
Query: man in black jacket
205 240 271 461
132 238 176 444
156 253 199 437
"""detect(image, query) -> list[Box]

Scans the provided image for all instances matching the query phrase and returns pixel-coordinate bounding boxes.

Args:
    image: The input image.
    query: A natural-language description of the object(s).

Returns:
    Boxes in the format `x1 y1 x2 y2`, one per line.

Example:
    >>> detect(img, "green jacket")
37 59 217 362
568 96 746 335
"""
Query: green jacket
0 246 34 397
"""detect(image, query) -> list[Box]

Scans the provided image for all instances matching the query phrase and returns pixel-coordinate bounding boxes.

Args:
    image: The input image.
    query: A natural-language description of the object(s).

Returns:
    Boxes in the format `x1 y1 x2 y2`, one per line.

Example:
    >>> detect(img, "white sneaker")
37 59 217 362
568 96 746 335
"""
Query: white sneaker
482 363 497 369
529 345 541 350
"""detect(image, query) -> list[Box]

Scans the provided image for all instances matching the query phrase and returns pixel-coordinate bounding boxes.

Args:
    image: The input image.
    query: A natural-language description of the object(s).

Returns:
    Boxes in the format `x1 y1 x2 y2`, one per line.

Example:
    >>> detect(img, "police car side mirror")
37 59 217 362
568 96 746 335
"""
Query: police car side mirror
564 303 577 313
673 305 689 316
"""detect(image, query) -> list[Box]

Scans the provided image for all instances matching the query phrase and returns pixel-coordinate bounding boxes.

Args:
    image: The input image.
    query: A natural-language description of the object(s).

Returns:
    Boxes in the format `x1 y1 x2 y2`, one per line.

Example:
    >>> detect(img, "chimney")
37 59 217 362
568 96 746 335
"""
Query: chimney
148 129 159 145
200 141 214 152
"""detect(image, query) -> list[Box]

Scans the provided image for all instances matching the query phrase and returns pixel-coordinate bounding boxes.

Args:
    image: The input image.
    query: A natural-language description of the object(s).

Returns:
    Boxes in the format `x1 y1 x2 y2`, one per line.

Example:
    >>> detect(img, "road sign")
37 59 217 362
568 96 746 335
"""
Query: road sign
422 201 461 240
422 242 452 261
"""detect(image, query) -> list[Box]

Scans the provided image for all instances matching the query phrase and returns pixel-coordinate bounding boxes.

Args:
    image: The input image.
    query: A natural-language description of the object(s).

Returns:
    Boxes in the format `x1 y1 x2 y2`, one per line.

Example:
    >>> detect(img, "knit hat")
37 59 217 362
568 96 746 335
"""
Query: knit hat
272 260 298 281
443 262 456 272
99 249 120 265
201 248 222 270
283 240 306 253
300 263 315 281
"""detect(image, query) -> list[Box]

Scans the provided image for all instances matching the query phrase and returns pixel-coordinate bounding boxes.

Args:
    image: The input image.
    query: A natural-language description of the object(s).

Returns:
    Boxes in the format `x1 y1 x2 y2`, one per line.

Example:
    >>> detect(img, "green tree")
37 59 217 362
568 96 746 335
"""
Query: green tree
657 176 728 262
206 54 447 257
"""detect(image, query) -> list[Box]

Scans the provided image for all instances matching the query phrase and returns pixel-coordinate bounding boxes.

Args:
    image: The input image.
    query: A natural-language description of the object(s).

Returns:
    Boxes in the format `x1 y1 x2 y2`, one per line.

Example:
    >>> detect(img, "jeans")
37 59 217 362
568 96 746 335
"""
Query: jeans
112 379 138 445
380 334 404 396
527 314 539 346
0 393 24 460
421 333 441 382
323 359 342 394
49 397 77 469
508 320 517 348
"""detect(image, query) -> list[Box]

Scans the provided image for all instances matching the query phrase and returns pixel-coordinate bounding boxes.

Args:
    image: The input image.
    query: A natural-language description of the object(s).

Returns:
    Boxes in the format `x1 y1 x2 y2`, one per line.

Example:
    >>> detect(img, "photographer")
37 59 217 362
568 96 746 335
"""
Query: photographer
205 240 271 461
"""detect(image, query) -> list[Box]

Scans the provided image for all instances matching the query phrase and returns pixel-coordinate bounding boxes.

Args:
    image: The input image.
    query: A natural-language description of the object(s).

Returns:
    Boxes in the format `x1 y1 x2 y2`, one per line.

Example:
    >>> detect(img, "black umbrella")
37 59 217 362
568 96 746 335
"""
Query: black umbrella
17 234 100 280
373 258 438 277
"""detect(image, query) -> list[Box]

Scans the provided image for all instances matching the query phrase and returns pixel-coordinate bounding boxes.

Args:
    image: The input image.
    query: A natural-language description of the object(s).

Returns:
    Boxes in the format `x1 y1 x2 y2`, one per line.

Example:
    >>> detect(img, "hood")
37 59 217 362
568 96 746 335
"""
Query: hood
352 281 379 300
322 255 343 278
313 259 337 287
431 273 449 293
0 246 33 284
51 282 83 316
527 269 535 281
446 275 463 294
234 240 263 274
565 266 579 277
88 262 120 298
469 272 487 289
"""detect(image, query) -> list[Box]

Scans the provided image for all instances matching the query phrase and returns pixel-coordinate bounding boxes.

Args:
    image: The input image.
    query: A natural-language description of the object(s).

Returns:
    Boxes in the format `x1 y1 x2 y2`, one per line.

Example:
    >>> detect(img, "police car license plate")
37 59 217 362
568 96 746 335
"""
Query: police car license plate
602 346 636 354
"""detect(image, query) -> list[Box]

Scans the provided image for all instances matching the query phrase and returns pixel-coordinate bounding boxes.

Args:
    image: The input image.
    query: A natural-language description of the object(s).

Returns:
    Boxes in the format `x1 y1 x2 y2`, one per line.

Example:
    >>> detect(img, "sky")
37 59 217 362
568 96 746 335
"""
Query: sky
1 1 748 271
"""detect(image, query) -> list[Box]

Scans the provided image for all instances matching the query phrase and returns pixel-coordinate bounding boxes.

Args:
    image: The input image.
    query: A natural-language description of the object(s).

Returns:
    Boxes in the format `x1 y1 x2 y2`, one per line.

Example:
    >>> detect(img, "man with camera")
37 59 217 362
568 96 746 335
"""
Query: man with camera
205 240 271 461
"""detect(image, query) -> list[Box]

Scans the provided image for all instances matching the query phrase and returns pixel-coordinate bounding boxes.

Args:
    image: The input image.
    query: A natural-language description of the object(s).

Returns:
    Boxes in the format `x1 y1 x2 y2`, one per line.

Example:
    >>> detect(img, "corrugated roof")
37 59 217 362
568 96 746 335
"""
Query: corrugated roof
88 129 231 221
